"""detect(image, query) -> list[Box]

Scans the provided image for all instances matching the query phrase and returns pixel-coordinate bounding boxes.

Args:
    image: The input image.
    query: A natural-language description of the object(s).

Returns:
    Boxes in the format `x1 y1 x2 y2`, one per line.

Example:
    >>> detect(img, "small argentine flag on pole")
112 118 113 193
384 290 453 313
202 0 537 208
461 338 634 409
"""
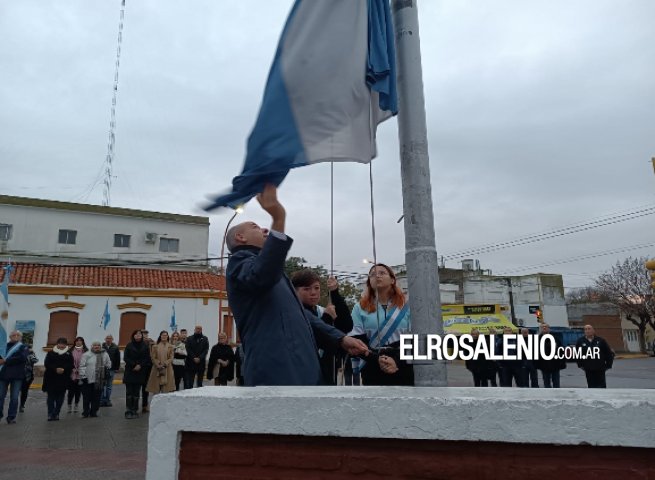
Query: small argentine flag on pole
101 300 111 330
170 301 177 332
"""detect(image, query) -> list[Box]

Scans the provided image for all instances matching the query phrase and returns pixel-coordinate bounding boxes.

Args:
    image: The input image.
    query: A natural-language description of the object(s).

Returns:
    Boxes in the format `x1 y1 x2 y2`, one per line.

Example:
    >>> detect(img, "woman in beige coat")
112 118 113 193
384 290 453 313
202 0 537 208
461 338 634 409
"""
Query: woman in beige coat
146 331 175 394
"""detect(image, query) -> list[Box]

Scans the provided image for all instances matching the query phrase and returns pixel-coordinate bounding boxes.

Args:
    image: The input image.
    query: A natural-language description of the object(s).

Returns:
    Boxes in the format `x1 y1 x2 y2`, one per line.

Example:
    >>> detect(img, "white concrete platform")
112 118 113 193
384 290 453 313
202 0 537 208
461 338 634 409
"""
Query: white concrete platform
146 387 655 480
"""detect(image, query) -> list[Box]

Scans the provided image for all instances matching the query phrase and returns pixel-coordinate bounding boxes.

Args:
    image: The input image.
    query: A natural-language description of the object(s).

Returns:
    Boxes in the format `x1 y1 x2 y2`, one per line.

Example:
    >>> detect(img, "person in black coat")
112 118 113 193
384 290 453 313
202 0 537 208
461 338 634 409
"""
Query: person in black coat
122 330 152 419
464 329 493 387
42 337 74 421
535 324 566 388
496 327 525 387
184 326 209 388
575 325 614 388
291 270 354 385
207 332 235 386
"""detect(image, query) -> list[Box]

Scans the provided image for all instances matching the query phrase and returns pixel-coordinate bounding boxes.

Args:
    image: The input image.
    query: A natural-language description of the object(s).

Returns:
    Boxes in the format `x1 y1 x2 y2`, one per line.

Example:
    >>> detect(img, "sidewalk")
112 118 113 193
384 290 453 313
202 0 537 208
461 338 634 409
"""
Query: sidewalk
0 385 147 480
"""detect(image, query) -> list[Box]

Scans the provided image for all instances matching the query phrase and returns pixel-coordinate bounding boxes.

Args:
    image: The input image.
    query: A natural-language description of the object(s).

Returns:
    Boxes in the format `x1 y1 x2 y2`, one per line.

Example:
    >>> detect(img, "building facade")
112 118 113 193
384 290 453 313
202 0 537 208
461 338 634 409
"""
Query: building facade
1 263 224 364
0 195 209 269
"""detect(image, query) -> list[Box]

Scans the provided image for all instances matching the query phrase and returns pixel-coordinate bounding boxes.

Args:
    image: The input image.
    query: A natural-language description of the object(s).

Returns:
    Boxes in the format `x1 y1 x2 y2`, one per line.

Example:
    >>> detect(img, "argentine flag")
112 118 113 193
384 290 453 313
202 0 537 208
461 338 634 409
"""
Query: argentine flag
0 264 13 356
205 0 397 210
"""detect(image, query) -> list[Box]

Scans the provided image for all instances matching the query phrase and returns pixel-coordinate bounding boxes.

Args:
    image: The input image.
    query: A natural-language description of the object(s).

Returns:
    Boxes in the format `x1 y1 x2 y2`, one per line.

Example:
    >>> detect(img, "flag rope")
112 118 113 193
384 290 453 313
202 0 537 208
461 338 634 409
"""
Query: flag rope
368 162 382 344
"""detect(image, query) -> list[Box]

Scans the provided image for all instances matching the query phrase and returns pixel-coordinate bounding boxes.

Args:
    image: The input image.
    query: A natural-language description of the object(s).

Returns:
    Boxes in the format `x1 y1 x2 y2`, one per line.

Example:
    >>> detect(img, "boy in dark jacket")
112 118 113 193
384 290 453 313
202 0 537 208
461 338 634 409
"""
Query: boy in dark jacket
292 270 353 385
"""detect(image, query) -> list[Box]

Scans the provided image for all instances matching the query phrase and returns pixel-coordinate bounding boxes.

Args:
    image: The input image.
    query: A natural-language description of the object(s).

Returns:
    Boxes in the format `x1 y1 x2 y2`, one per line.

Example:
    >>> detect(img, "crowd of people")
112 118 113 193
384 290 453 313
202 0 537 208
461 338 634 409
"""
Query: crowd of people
464 324 615 389
0 185 626 423
0 325 242 423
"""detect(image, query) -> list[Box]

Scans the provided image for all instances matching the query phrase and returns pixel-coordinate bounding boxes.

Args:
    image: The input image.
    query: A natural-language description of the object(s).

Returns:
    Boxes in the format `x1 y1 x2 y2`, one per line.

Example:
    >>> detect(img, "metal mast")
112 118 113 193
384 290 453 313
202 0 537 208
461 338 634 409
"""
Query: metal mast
103 0 127 207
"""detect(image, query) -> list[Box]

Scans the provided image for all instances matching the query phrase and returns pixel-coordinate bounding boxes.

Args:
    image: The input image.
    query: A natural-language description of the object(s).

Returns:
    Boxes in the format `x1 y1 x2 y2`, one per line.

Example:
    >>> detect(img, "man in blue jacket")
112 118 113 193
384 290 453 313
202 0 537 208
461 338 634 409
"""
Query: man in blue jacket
0 330 29 424
226 185 368 386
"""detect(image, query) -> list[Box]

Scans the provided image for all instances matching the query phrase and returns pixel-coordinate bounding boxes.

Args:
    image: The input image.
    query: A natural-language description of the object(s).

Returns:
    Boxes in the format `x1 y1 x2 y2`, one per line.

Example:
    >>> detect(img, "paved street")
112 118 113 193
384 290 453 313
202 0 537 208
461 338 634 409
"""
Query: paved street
0 357 652 480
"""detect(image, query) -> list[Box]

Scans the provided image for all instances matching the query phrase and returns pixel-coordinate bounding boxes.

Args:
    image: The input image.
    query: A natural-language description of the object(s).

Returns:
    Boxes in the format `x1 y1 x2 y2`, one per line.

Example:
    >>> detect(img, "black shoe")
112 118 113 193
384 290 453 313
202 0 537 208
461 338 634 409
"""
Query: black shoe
47 416 54 422
7 418 16 424
105 401 112 407
54 416 60 421
19 406 25 413
82 413 89 418
90 413 98 418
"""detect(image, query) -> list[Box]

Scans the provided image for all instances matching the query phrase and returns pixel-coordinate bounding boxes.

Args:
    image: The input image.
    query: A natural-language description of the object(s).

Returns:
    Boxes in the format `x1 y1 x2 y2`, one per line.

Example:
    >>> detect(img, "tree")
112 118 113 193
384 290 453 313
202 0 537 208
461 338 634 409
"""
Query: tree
565 286 611 305
595 256 655 353
284 257 362 310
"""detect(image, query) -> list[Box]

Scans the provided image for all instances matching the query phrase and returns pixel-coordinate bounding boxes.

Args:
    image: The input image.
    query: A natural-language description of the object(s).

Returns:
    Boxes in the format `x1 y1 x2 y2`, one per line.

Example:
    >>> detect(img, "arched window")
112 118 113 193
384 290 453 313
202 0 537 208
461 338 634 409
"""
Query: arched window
47 311 79 346
119 311 146 347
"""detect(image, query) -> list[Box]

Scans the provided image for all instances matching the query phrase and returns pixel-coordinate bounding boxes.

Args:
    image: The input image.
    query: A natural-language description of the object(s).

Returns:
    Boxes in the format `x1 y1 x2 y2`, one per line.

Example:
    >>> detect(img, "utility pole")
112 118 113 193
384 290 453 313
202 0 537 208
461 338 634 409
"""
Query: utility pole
392 0 447 386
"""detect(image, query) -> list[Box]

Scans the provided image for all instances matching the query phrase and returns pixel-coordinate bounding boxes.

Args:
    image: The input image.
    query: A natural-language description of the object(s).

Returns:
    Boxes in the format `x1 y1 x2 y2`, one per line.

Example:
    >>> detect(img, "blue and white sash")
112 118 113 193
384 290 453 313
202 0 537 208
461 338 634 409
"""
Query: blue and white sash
354 304 409 373
0 341 23 374
369 304 409 350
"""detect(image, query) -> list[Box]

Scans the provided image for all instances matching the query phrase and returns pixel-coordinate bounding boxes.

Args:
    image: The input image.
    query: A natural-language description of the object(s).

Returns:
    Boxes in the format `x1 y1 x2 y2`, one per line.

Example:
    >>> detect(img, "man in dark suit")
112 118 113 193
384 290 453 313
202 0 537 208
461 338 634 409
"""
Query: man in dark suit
576 325 614 388
226 184 367 386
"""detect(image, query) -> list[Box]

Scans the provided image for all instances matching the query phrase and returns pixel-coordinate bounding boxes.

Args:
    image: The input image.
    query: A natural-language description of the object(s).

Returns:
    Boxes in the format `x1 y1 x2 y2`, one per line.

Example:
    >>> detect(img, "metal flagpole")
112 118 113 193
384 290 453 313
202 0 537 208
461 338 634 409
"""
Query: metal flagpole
391 0 447 386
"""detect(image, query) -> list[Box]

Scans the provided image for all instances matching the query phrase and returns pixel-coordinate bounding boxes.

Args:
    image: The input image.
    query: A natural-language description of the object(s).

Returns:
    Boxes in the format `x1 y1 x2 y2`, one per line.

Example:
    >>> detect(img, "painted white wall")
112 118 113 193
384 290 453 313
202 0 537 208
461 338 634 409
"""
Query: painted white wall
0 203 209 267
395 277 458 304
146 387 655 480
6 293 220 363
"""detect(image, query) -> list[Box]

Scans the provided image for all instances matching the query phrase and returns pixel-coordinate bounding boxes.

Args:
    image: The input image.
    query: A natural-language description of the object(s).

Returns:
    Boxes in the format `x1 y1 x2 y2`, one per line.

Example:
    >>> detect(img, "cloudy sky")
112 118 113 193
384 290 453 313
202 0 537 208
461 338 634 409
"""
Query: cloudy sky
1 0 654 289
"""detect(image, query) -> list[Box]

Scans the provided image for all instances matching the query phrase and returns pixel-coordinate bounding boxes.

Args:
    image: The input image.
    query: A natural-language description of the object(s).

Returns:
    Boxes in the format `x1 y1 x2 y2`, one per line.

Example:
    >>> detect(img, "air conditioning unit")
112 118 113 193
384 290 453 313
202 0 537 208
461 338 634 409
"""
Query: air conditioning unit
144 232 158 244
461 259 475 271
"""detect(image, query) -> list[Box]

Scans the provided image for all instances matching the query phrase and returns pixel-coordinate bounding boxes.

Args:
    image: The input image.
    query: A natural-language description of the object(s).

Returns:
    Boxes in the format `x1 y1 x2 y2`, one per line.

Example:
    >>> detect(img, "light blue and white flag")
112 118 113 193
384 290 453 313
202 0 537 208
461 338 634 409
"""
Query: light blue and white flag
170 302 177 332
101 300 111 330
0 264 14 356
205 0 397 210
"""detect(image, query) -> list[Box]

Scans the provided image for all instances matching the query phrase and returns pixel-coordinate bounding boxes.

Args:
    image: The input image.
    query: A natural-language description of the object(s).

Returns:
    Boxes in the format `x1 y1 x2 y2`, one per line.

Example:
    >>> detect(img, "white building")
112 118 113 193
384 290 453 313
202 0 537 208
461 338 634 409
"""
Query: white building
0 195 231 359
463 273 569 328
2 263 224 364
0 195 209 269
393 261 570 328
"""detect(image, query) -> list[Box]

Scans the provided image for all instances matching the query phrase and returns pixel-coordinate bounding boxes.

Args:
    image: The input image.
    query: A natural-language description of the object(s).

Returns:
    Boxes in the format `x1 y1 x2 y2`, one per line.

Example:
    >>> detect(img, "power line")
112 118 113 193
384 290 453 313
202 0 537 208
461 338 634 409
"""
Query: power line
443 204 655 261
496 242 655 275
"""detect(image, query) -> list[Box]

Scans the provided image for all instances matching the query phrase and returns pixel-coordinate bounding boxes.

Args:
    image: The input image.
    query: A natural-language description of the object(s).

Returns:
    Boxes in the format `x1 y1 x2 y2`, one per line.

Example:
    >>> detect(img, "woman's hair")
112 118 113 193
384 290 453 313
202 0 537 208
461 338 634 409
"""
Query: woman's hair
360 263 406 313
130 329 143 343
157 330 169 344
290 269 321 289
74 336 88 351
171 331 180 341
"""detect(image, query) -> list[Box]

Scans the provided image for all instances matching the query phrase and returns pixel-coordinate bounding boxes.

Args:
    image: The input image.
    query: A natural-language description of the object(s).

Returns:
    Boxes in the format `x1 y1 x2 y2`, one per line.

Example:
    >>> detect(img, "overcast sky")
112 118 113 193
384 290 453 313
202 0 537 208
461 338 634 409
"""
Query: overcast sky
1 1 654 289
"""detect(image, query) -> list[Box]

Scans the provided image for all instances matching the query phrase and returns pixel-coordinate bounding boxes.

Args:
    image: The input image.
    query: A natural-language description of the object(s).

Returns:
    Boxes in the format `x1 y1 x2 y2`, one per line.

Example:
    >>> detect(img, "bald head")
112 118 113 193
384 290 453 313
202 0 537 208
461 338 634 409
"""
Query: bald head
226 221 268 252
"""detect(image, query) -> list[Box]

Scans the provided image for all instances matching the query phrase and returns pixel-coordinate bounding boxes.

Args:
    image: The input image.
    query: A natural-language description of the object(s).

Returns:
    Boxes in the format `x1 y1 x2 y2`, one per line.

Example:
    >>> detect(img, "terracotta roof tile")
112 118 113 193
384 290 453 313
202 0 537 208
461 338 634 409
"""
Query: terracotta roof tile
0 263 225 291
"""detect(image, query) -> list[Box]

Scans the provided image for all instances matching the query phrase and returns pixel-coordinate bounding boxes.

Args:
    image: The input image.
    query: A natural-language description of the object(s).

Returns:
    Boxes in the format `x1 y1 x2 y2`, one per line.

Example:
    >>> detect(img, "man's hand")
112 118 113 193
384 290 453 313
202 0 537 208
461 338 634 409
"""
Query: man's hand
257 184 286 233
56 367 64 374
379 355 399 375
133 364 141 372
327 276 338 292
324 304 337 320
340 336 368 356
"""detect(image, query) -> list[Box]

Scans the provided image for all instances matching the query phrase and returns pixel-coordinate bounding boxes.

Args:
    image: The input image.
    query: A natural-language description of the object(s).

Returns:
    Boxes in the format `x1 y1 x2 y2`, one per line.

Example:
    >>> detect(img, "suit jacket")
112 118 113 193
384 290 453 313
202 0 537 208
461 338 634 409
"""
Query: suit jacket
226 234 344 386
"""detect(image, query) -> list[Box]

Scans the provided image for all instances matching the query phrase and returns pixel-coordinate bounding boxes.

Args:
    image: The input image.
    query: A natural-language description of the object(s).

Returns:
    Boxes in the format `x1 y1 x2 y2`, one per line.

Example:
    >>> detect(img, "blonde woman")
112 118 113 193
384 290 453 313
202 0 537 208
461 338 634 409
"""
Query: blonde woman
146 331 175 394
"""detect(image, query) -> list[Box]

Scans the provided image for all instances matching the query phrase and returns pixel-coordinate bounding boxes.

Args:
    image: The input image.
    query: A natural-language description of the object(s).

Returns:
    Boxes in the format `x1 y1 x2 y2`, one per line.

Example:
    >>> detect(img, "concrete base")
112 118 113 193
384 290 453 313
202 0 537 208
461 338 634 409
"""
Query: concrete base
147 387 655 479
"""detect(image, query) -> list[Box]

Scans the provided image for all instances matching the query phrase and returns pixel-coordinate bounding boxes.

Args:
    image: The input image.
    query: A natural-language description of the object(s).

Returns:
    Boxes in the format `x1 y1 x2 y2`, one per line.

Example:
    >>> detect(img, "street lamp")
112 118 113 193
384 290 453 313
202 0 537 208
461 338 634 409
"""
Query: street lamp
218 206 243 336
